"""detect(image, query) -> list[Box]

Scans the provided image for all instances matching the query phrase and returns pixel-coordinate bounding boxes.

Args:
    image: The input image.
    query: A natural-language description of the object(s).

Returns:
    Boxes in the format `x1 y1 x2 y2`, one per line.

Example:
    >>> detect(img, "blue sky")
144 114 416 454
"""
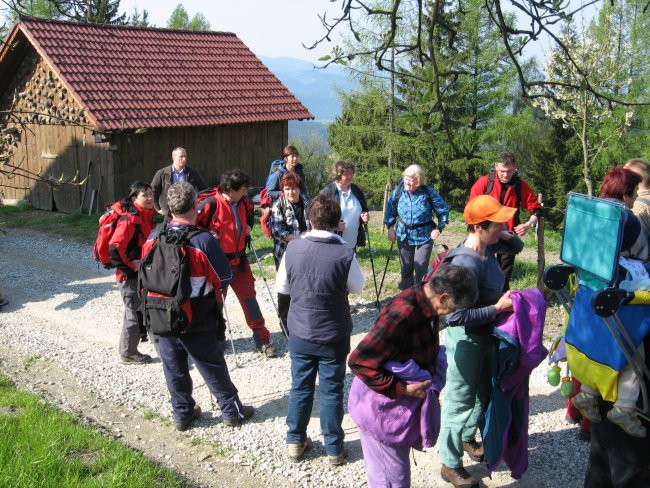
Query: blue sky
118 0 343 62
117 1 598 66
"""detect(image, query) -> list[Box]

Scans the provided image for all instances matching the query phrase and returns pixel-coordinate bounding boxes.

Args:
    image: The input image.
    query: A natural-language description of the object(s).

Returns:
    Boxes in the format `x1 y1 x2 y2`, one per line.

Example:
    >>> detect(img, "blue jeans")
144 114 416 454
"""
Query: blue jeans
286 350 347 456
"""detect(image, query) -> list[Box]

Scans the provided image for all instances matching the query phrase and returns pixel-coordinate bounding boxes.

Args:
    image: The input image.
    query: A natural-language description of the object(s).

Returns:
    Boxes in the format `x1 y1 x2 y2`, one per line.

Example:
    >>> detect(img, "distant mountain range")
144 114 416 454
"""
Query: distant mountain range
260 56 356 123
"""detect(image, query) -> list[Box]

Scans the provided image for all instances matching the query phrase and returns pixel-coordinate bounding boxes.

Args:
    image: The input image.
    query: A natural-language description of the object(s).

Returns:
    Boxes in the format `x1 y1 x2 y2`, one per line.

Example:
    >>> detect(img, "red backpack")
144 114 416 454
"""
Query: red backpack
423 244 451 282
259 188 273 238
93 204 126 268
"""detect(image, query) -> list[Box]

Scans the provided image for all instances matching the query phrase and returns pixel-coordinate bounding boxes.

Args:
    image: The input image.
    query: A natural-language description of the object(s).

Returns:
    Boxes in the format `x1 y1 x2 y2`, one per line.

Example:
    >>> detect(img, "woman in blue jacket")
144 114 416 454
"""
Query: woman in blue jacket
384 164 450 289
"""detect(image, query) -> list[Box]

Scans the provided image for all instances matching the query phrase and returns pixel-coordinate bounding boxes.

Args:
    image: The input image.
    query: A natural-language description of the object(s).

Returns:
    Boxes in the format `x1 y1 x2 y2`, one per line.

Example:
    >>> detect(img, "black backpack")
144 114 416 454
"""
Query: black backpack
138 223 204 336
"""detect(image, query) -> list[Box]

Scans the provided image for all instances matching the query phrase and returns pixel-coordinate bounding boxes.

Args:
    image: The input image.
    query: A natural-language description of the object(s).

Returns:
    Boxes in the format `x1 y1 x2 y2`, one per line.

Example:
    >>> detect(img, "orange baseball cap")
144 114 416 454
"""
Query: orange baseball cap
463 195 517 225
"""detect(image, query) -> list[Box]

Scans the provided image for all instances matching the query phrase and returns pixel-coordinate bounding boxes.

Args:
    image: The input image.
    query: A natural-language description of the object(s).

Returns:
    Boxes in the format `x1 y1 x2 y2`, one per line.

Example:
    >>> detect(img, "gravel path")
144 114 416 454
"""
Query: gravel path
0 229 589 487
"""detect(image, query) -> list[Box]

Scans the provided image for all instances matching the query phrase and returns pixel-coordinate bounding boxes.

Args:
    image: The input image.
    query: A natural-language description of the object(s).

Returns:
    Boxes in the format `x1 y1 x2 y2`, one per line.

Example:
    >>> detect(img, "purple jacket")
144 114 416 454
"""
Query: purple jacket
483 289 548 479
348 348 446 449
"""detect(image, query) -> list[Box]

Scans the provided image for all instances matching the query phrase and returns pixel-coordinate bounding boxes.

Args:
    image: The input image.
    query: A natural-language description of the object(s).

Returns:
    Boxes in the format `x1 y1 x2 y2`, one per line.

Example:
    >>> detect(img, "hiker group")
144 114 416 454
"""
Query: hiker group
95 146 650 488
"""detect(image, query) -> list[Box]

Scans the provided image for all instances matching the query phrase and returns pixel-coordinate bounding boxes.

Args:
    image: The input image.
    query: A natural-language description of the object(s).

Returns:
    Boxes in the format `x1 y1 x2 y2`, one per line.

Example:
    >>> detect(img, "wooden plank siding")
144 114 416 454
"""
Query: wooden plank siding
0 123 114 213
2 119 287 212
111 120 287 196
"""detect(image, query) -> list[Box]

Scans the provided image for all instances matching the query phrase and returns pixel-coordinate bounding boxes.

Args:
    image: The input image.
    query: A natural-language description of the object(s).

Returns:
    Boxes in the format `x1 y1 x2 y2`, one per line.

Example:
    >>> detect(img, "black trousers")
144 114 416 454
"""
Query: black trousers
584 399 650 488
496 252 516 292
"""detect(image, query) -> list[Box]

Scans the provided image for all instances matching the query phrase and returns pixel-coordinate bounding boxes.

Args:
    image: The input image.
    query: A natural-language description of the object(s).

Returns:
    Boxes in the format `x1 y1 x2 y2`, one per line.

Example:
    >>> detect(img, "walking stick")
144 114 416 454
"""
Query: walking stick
220 290 239 368
247 238 289 338
377 239 395 302
363 223 380 311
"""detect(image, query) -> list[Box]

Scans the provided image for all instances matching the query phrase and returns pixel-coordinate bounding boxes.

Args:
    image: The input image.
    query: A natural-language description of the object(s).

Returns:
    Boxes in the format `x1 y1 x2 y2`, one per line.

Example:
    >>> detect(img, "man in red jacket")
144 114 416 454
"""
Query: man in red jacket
196 169 276 358
469 151 542 291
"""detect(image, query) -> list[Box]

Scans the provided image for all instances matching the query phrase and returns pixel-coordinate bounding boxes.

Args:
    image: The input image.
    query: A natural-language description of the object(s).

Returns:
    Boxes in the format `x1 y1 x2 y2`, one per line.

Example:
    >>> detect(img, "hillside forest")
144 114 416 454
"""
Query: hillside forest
296 0 650 228
2 1 650 229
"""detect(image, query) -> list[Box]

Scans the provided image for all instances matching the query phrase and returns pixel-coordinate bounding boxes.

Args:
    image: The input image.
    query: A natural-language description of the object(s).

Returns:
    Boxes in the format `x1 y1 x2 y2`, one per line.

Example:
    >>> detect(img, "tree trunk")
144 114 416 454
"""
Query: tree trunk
581 91 593 196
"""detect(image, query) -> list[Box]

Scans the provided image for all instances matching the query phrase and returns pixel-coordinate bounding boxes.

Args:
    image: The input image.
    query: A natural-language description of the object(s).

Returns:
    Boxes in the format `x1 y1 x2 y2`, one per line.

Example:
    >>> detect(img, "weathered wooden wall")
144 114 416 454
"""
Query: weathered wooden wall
1 123 115 213
1 50 111 212
111 121 288 193
2 43 289 212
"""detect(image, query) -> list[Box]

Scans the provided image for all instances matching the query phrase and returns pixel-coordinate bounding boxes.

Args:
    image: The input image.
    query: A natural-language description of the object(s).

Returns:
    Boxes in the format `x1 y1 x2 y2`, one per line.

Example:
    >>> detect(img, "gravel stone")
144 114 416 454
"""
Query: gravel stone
0 228 589 487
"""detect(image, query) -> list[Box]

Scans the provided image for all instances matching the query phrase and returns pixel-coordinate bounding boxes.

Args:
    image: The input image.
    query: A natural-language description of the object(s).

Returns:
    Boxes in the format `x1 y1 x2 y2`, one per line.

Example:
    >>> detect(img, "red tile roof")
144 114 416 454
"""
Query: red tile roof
5 17 314 131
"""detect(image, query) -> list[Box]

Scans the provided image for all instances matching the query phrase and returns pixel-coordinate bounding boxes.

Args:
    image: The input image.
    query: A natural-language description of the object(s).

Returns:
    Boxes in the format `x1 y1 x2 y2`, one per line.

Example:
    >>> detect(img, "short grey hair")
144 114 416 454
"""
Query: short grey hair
426 265 478 310
403 164 426 186
167 182 196 216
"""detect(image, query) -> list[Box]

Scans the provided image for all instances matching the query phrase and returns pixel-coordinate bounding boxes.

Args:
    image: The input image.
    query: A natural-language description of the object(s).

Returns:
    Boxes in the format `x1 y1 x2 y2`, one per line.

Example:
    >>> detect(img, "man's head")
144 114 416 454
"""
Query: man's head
283 145 300 171
425 265 478 316
494 151 517 184
624 159 650 191
308 194 341 231
171 147 188 171
167 182 197 219
220 169 250 203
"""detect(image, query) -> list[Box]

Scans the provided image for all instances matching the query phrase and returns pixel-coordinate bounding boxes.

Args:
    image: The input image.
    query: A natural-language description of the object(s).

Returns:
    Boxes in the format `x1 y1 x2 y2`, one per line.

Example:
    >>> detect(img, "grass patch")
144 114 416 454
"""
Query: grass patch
0 204 99 243
23 355 42 371
510 260 542 290
0 376 184 487
142 409 166 424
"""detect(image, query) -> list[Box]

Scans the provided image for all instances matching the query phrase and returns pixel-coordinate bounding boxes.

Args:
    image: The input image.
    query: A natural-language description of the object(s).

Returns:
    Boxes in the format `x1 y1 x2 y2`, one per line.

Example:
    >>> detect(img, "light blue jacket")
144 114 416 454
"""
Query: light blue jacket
384 185 449 245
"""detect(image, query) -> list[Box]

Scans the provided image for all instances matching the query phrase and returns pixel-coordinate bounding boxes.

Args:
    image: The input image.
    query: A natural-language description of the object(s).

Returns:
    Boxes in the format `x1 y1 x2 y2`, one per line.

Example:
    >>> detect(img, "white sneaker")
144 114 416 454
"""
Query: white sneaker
571 392 601 423
607 407 646 438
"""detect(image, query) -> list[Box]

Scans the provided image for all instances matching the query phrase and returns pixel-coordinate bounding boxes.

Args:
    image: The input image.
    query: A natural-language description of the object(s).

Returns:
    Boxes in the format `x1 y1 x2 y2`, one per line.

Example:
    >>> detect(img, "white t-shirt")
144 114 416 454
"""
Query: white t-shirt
338 184 362 249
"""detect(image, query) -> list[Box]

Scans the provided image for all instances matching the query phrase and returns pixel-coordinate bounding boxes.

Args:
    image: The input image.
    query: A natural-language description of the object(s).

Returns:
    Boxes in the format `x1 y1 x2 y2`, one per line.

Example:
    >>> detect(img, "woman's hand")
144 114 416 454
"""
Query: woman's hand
245 225 252 236
404 380 432 399
387 228 397 242
285 234 300 242
430 228 441 240
495 291 513 313
337 221 346 232
360 212 370 223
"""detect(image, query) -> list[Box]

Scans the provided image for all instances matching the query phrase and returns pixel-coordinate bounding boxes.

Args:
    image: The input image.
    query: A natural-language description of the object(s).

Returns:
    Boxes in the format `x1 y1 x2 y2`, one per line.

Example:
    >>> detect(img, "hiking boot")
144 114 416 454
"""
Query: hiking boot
121 352 152 364
571 392 601 423
256 343 277 358
462 439 484 463
223 405 255 427
328 448 348 466
565 414 581 425
287 436 312 463
174 405 201 431
440 464 479 488
607 407 647 438
577 430 591 442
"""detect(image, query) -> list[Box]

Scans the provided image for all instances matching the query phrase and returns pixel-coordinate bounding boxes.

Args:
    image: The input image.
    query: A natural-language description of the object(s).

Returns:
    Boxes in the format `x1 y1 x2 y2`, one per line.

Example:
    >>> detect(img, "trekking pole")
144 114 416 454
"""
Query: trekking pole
363 223 381 311
377 239 395 301
220 290 239 368
247 238 289 338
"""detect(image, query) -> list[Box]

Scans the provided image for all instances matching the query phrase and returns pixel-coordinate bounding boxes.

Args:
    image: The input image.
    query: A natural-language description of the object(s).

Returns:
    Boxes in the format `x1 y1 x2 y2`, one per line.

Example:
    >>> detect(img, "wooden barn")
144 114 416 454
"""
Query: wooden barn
0 17 313 212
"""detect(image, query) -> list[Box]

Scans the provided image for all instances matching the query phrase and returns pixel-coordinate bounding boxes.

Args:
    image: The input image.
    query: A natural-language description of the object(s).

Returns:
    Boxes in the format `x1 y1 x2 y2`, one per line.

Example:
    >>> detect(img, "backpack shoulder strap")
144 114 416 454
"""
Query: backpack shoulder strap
423 185 435 209
484 170 496 196
393 179 404 212
512 175 523 207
